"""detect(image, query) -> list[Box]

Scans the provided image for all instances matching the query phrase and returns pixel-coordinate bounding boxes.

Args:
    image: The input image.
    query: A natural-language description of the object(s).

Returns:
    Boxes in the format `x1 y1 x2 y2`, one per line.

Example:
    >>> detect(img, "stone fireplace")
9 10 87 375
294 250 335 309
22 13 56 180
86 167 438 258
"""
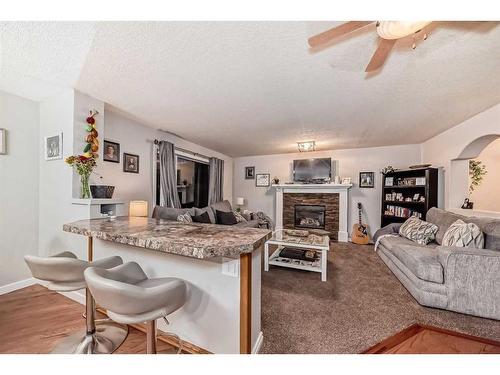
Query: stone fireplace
274 184 352 242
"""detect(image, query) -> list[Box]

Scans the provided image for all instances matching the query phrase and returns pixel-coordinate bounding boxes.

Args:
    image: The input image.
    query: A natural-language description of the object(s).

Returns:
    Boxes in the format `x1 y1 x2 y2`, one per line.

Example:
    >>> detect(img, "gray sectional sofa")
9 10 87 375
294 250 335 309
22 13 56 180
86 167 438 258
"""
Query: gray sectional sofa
375 207 500 320
152 200 261 228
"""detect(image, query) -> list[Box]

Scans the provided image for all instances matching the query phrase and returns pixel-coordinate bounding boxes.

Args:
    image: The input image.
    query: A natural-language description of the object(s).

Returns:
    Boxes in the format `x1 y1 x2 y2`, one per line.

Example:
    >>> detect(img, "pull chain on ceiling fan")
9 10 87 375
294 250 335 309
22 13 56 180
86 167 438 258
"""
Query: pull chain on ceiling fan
308 21 432 72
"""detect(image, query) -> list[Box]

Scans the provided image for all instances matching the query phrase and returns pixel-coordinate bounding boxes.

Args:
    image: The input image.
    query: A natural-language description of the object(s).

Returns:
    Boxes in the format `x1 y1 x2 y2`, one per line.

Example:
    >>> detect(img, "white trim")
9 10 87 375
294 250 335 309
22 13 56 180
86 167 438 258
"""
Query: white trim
252 331 264 354
0 277 37 295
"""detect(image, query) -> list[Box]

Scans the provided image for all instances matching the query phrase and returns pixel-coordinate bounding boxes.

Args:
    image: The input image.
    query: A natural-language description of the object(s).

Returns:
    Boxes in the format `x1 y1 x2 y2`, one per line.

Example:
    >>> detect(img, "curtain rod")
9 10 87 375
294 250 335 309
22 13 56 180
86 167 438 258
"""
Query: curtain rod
153 139 211 160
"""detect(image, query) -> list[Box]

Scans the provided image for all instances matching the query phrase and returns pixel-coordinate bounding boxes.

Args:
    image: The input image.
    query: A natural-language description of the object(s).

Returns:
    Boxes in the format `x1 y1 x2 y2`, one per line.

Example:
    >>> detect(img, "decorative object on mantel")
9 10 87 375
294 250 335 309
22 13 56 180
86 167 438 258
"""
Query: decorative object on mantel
83 110 99 159
255 173 271 187
65 154 97 198
0 128 6 154
103 140 120 163
123 153 139 173
341 177 351 184
271 176 280 185
90 185 115 199
469 159 487 194
45 132 63 160
297 141 315 152
359 172 375 188
245 166 255 179
129 200 148 217
381 165 395 175
461 198 474 210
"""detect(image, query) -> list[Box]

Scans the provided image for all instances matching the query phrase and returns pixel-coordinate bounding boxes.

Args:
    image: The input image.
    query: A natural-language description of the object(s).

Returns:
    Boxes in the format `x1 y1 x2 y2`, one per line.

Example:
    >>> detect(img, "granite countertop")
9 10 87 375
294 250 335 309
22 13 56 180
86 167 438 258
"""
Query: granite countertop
63 217 272 259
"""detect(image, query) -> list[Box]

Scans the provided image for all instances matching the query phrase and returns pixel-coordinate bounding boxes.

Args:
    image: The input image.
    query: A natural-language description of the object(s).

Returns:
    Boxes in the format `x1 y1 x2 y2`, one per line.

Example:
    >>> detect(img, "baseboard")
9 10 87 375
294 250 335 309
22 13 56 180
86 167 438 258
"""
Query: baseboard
0 277 37 295
252 331 264 354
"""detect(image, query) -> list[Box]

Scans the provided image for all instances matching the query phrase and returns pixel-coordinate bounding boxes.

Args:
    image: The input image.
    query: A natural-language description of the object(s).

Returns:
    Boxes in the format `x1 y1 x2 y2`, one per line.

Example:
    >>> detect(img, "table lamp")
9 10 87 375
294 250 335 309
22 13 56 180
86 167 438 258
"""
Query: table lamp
236 197 245 212
129 200 148 217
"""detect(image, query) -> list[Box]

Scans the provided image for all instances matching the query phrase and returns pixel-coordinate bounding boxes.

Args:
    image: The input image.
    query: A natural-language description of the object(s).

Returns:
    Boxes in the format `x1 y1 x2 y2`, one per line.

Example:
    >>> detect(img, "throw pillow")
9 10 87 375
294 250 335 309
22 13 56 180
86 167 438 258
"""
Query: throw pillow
442 219 484 248
177 212 193 223
234 211 247 223
192 211 212 224
399 217 438 245
216 210 238 225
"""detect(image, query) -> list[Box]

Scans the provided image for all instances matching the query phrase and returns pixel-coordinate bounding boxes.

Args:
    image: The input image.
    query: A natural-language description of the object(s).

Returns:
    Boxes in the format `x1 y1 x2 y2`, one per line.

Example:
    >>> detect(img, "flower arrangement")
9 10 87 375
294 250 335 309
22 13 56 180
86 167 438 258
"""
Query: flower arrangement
66 109 100 198
469 159 487 194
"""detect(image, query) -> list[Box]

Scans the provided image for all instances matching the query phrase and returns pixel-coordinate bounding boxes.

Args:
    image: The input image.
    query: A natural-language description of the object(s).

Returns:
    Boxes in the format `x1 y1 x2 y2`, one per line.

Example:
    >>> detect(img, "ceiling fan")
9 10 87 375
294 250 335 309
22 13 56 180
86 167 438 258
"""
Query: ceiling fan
308 21 432 72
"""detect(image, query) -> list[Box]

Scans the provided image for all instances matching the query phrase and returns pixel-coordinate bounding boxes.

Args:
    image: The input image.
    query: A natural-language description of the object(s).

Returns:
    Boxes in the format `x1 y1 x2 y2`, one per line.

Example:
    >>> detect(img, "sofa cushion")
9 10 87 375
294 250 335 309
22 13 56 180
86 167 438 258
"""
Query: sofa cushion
152 206 194 220
464 217 500 251
426 207 466 245
192 211 211 223
442 219 484 248
399 217 438 245
386 244 444 284
210 200 232 215
216 210 238 225
194 207 216 224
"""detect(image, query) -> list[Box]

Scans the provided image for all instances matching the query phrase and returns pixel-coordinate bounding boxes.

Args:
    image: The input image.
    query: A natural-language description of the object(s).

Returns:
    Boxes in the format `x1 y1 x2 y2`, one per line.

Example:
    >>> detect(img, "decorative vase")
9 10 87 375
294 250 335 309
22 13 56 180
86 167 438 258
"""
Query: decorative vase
80 172 91 199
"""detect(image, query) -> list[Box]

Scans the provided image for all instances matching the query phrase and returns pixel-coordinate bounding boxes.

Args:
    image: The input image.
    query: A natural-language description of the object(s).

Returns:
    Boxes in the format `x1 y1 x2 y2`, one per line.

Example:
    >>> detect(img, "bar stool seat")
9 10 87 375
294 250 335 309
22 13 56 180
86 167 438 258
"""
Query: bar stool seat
84 262 187 354
24 251 128 354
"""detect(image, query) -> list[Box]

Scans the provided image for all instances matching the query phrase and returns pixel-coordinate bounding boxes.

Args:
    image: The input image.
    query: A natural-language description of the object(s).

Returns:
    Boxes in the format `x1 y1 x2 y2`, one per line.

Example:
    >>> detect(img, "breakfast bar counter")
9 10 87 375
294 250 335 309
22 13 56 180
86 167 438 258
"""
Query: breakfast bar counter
63 217 271 354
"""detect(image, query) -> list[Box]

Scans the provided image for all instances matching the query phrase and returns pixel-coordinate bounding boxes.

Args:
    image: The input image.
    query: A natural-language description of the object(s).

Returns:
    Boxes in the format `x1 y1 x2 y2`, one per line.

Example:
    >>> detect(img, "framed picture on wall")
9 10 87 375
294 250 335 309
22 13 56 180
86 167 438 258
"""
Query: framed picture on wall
123 153 139 173
0 128 6 155
255 173 270 187
359 172 374 188
44 132 63 160
245 166 255 179
103 140 120 163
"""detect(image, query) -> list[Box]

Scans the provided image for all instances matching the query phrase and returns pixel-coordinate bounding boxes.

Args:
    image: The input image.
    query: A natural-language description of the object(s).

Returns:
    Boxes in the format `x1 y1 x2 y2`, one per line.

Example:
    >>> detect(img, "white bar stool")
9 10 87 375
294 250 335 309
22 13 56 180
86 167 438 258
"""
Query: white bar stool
24 251 129 354
84 261 187 354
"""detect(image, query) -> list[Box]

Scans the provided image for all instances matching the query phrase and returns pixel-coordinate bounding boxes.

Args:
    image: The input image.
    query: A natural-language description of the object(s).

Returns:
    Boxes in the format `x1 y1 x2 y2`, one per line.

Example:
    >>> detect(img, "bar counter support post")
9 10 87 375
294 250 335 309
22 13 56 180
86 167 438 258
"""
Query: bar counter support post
239 252 252 354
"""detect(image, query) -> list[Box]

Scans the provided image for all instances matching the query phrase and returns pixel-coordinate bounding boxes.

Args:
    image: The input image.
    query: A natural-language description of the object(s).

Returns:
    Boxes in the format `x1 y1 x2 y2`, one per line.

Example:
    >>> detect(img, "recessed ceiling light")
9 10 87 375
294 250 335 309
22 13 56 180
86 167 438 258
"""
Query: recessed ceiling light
297 141 315 152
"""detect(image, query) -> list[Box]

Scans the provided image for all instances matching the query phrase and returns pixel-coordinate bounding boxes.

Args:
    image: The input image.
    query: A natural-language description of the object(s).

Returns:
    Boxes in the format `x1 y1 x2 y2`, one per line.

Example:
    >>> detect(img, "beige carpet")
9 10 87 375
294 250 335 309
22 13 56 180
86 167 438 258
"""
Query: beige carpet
260 242 500 353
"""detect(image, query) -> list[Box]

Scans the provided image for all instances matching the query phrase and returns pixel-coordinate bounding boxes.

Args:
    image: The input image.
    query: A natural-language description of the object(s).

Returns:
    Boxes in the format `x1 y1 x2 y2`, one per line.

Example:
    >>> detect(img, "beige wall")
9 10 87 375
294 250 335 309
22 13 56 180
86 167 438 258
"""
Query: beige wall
470 138 500 211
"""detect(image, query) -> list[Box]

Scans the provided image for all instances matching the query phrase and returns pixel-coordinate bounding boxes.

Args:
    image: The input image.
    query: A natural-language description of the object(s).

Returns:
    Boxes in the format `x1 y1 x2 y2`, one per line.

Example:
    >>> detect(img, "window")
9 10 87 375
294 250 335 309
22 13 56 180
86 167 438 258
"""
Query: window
156 152 210 208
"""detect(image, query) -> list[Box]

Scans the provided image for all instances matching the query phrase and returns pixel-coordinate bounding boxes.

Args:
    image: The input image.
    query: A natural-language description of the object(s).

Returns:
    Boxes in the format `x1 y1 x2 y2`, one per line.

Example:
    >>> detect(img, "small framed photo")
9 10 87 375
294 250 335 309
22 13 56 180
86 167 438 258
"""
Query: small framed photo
123 153 139 173
103 140 120 163
245 166 255 179
255 173 270 187
341 177 351 184
45 132 63 160
385 177 394 186
359 172 374 188
385 193 392 201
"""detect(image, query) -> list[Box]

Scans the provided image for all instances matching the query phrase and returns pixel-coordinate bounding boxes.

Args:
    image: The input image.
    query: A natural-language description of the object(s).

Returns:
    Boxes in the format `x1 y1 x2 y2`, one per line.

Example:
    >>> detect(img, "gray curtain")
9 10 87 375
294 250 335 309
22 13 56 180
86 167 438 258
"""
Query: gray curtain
159 141 181 208
208 157 224 204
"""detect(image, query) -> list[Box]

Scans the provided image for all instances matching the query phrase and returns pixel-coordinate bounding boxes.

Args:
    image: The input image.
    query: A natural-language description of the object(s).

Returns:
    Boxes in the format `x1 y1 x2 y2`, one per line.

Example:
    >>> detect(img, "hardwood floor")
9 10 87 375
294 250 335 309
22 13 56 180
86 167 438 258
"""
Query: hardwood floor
363 324 500 354
0 284 175 354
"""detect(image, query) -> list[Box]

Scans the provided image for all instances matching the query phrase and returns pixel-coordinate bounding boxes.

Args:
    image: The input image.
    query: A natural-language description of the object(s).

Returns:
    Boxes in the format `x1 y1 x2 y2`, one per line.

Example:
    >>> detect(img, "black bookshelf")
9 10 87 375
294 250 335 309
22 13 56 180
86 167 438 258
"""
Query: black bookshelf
381 167 438 227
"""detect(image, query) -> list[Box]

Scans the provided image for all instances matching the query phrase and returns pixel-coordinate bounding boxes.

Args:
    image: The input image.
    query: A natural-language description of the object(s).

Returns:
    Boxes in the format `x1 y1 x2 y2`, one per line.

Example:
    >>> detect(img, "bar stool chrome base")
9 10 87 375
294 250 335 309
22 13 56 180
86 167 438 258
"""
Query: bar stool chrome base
51 321 128 354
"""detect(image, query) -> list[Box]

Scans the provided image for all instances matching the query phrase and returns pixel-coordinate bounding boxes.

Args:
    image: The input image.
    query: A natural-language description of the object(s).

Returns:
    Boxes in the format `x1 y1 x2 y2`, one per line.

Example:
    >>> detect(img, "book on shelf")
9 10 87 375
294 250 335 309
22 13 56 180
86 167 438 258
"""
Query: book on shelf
384 205 423 219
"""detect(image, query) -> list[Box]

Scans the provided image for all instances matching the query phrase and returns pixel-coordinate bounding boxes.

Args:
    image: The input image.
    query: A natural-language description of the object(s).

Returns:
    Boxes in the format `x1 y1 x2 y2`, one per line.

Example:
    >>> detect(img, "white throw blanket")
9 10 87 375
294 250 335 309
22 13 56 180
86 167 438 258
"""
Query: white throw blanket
374 234 399 252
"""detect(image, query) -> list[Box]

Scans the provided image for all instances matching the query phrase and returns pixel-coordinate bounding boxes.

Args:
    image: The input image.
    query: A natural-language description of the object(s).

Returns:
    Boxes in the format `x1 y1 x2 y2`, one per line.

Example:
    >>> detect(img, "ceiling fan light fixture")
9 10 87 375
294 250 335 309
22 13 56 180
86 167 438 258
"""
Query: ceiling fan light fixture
297 141 315 152
376 21 432 40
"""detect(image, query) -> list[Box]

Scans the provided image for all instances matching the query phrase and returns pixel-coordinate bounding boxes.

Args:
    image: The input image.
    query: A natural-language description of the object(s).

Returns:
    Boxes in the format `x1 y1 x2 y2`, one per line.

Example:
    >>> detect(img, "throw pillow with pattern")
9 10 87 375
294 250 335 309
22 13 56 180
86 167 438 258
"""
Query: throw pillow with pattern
442 219 484 248
234 211 247 223
177 212 193 223
399 217 438 245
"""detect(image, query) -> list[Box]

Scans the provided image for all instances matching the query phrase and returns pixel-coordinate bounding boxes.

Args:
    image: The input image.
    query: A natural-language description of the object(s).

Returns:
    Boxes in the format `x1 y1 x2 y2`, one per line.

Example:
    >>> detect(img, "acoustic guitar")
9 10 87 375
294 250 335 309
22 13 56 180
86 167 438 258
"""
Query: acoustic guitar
352 202 370 245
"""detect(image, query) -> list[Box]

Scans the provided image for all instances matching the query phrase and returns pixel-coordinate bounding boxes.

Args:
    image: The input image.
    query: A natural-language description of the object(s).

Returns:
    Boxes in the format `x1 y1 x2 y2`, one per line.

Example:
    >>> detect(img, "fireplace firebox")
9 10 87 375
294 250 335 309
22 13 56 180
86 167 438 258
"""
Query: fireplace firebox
294 205 326 229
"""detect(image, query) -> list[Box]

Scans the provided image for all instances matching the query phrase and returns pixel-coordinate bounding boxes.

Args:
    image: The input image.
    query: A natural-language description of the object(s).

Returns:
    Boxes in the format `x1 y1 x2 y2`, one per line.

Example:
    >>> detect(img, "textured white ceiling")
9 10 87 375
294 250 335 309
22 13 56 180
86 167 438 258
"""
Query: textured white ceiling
2 21 500 156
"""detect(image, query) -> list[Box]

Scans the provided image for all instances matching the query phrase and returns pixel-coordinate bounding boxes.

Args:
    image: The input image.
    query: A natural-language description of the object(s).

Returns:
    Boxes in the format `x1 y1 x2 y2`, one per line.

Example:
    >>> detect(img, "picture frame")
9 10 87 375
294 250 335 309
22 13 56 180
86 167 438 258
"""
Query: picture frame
123 153 139 173
359 171 374 188
0 128 6 155
341 177 351 184
245 166 255 179
385 176 394 186
44 132 63 160
255 173 270 187
103 140 120 163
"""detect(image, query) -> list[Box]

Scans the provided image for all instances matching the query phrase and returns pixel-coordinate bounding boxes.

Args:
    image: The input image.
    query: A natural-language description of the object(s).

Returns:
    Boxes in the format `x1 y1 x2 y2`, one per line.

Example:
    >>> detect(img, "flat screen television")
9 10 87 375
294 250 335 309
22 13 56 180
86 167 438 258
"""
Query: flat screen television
293 158 332 183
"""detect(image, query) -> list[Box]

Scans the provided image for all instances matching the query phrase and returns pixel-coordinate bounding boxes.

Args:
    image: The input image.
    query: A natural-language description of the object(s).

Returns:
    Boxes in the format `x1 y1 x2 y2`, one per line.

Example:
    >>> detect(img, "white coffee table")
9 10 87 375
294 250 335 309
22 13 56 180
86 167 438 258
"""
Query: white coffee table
264 229 330 281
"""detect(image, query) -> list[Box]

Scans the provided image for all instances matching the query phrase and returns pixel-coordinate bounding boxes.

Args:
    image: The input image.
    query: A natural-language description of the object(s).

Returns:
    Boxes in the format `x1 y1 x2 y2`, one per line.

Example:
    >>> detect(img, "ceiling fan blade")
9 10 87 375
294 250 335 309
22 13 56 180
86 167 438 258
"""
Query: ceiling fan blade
365 38 397 72
308 21 374 47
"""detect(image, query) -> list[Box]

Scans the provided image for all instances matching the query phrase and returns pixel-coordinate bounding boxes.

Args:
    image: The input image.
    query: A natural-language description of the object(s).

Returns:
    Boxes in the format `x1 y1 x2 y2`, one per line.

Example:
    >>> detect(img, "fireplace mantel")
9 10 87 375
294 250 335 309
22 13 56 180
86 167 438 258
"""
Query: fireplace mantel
273 183 352 242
